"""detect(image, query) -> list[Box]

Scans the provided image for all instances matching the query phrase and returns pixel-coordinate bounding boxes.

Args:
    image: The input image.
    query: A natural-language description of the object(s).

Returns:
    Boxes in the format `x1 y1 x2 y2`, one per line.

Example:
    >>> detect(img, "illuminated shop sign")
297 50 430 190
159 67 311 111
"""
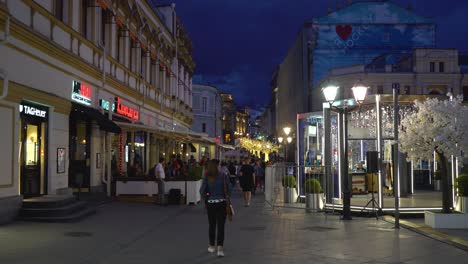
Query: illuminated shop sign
99 99 116 112
115 97 139 121
71 80 92 106
19 102 48 118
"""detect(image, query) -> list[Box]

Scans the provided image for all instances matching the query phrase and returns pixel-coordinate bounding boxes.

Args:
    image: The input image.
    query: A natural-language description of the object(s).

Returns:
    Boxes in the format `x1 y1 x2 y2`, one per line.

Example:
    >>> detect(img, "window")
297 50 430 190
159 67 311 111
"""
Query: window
404 85 411 95
54 0 68 23
202 123 206 133
430 62 435 72
463 86 468 102
439 62 445 73
377 85 383 94
81 0 89 38
202 97 207 113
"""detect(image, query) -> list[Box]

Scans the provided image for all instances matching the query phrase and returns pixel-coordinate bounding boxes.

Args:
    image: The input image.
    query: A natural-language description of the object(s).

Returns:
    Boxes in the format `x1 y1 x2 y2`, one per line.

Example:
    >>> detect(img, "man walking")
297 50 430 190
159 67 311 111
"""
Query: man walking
155 157 167 205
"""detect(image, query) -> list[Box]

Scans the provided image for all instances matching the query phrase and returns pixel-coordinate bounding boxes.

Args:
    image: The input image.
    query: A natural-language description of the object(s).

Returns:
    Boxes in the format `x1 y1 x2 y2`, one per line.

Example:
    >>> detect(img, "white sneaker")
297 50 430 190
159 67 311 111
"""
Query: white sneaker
217 250 225 257
208 246 215 253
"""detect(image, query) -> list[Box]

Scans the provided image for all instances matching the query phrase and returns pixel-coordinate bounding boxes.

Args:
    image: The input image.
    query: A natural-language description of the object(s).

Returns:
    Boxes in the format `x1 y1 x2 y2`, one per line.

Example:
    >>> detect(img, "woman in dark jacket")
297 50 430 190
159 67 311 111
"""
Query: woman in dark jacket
200 160 233 257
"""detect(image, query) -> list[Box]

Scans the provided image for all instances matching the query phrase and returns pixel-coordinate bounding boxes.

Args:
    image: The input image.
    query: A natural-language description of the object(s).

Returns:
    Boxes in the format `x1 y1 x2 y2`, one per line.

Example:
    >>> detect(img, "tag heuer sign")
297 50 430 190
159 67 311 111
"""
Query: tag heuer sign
19 102 48 118
71 80 92 106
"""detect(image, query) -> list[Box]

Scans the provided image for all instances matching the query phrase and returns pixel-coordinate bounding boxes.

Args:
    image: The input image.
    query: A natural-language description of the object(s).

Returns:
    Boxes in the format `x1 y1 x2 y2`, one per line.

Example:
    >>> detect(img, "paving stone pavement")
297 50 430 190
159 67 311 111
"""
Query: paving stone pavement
0 191 467 264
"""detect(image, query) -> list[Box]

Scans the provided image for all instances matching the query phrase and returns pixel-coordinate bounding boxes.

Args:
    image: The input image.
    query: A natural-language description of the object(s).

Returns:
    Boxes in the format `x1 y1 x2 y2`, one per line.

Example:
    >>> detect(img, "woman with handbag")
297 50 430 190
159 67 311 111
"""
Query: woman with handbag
200 160 233 257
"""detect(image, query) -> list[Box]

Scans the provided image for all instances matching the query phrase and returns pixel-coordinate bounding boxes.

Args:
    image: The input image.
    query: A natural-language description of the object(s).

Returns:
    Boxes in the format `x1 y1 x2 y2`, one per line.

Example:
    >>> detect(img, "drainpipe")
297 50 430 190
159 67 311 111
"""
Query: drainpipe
0 7 10 100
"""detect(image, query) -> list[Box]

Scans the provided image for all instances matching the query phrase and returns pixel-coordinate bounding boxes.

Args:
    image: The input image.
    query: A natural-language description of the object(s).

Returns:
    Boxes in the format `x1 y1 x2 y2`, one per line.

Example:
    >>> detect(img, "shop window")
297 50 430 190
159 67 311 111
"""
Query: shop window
224 134 231 143
25 124 39 166
73 121 87 161
430 62 435 72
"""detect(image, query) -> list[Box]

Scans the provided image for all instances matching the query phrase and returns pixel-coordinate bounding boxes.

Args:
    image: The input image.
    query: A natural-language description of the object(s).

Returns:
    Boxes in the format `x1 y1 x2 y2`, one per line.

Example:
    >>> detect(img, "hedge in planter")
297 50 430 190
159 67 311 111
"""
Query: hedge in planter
304 179 322 193
457 174 468 197
282 175 296 188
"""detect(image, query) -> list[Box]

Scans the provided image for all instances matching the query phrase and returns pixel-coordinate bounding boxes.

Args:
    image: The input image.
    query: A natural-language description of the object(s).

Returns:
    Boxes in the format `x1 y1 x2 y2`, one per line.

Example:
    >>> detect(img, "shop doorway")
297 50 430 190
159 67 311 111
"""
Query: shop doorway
20 114 47 198
69 119 91 191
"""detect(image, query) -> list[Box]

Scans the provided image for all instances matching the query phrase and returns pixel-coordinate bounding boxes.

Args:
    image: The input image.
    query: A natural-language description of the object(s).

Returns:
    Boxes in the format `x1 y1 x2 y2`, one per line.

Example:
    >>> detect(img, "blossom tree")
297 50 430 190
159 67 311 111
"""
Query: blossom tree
399 96 468 213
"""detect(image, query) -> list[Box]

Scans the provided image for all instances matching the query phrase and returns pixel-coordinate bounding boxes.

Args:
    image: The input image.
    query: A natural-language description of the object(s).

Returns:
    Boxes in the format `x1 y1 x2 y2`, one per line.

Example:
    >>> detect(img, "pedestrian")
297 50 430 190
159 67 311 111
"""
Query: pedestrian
239 158 255 206
154 157 167 205
228 162 237 186
200 160 232 257
254 160 265 192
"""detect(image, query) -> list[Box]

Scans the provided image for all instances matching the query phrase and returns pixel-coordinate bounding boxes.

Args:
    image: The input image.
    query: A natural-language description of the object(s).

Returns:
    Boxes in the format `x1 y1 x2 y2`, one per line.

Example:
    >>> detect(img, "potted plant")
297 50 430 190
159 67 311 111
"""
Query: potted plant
304 179 324 212
282 175 297 204
434 170 442 191
456 174 468 213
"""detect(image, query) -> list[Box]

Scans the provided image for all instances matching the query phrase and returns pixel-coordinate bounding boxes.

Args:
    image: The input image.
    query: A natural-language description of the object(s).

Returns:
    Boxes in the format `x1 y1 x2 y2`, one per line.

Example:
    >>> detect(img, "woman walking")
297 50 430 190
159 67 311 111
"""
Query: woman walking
200 160 233 257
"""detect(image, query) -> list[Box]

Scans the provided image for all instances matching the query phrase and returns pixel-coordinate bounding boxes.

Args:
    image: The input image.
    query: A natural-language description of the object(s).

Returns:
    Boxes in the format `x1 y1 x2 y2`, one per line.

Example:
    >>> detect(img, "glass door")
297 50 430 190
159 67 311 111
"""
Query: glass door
21 122 42 197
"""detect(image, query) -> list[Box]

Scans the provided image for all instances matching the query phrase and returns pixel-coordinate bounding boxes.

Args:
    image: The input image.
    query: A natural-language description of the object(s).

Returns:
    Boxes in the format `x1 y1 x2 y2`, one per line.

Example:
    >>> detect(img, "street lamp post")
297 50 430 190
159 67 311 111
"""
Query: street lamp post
322 82 368 221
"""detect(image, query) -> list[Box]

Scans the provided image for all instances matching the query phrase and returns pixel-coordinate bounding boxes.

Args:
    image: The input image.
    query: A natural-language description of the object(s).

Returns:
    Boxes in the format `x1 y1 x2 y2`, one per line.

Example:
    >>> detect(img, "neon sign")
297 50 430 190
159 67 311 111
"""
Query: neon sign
99 99 116 112
72 81 92 105
115 97 139 120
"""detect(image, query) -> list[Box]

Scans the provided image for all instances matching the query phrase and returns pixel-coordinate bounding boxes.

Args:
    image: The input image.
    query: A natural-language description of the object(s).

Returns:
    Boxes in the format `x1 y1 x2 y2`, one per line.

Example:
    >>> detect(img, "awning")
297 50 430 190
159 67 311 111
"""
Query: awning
189 143 197 152
217 143 235 150
71 103 121 133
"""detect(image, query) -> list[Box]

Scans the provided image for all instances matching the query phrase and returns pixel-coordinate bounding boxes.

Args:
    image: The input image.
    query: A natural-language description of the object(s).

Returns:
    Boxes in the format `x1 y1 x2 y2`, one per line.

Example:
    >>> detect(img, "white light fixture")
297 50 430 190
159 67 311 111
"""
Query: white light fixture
283 127 291 136
278 137 283 143
286 136 292 143
322 85 339 105
351 83 368 105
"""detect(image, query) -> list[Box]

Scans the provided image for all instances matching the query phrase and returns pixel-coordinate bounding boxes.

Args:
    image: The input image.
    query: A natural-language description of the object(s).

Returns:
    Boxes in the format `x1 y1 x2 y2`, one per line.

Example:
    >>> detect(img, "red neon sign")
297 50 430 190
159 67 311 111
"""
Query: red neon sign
115 97 139 120
80 84 92 98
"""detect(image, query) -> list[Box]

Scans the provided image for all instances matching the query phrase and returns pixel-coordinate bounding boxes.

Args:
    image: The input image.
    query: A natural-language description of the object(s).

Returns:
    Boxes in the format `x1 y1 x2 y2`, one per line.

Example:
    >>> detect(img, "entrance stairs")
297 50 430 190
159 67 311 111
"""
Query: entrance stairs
20 195 96 222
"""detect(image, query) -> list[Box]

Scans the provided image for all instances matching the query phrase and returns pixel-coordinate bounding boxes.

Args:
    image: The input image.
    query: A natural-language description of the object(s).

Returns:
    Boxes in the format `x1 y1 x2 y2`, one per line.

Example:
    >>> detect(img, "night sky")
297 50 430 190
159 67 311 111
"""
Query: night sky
169 0 467 108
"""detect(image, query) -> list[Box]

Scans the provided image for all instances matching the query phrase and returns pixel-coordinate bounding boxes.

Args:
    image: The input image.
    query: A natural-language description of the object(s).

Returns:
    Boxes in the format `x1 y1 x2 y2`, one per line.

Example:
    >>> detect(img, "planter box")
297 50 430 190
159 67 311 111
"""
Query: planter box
306 193 324 213
456 196 468 213
284 187 297 204
425 211 468 229
116 180 202 205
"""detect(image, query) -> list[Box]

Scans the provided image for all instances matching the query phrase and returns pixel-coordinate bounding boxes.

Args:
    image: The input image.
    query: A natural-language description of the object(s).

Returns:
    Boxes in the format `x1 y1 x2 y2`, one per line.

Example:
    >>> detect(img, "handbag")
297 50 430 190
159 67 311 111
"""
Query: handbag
223 175 234 221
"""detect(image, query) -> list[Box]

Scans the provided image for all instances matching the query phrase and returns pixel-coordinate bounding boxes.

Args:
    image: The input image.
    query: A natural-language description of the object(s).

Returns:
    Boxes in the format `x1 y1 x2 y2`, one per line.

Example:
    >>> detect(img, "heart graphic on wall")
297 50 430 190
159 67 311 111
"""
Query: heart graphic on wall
336 25 352 40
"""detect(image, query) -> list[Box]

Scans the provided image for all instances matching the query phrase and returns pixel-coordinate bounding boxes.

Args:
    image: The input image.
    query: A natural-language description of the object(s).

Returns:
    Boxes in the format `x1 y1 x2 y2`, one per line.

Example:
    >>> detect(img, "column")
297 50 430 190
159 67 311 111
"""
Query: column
89 122 102 191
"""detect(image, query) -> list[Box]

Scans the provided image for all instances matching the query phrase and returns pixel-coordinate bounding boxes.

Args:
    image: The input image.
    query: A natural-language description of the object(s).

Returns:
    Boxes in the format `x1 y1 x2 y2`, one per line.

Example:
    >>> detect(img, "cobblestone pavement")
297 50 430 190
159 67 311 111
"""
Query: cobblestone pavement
1 192 467 264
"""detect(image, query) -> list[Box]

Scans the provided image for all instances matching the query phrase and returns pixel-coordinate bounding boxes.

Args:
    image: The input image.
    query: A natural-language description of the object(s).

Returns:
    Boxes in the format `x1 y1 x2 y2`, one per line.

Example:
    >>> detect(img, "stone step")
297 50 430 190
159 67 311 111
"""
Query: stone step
19 206 96 223
20 201 87 218
22 195 76 209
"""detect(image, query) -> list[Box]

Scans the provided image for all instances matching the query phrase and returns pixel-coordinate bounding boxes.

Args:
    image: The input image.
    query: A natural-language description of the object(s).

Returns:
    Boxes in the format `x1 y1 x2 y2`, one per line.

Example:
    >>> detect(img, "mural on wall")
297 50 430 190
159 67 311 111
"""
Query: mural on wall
309 1 436 86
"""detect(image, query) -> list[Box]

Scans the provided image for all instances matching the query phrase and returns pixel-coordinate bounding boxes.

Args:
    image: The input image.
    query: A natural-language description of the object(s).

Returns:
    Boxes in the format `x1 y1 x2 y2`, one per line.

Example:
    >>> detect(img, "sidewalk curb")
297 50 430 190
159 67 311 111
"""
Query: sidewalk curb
383 216 468 252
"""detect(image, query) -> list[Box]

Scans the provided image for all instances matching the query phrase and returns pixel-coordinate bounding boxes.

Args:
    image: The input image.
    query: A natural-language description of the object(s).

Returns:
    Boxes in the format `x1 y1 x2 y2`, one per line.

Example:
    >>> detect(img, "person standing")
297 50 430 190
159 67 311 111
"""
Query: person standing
200 160 232 257
239 158 255 207
254 160 265 192
154 157 167 205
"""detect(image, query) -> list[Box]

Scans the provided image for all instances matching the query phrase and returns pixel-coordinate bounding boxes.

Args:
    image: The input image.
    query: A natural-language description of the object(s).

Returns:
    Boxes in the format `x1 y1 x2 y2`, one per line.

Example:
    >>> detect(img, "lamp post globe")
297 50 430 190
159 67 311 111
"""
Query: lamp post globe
283 126 291 136
286 136 292 143
322 85 339 105
351 85 368 105
278 137 283 143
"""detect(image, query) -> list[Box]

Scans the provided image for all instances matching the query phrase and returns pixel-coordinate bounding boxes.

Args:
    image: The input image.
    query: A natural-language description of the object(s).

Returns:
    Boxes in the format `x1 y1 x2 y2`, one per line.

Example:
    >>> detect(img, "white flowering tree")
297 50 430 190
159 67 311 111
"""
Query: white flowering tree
399 96 468 213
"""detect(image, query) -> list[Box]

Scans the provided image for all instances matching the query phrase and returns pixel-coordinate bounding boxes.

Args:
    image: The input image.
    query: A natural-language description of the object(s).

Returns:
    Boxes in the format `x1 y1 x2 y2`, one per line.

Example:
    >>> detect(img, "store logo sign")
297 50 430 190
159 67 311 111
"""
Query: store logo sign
115 97 139 120
19 104 47 118
99 99 115 112
72 81 92 106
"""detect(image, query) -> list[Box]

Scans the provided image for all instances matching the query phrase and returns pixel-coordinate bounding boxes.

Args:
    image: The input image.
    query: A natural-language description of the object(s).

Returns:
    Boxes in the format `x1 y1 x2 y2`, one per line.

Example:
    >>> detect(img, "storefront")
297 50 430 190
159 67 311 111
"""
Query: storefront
19 101 49 198
296 94 460 212
69 81 120 192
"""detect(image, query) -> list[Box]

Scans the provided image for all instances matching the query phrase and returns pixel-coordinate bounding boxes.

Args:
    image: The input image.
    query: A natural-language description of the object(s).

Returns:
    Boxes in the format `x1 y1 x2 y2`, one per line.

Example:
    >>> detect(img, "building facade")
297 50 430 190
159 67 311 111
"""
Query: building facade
235 108 249 139
191 84 221 138
0 0 197 223
220 93 236 145
276 1 436 135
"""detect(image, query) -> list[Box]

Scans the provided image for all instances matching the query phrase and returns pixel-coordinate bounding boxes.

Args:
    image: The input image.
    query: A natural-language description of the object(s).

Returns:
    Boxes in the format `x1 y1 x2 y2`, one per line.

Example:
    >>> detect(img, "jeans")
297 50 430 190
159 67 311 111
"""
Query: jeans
207 201 227 246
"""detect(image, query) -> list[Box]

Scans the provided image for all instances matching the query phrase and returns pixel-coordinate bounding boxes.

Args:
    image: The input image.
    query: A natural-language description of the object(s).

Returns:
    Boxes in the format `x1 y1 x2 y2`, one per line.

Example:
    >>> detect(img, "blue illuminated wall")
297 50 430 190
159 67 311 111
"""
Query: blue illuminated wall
308 1 436 111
